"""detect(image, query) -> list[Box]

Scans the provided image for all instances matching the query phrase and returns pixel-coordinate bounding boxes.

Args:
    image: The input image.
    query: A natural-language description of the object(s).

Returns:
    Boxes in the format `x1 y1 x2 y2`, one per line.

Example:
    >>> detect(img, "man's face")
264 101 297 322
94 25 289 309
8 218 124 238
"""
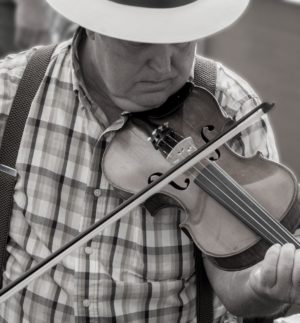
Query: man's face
88 32 197 112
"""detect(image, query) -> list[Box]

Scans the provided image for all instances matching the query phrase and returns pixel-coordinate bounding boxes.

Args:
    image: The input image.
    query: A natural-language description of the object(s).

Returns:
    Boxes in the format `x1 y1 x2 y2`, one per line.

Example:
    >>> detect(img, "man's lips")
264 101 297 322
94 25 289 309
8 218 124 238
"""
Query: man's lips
139 79 173 91
143 76 175 83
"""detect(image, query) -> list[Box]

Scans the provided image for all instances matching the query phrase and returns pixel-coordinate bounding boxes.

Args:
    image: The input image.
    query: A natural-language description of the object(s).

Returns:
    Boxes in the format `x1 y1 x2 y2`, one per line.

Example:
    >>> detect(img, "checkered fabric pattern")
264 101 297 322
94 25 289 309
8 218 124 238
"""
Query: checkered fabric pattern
0 28 279 323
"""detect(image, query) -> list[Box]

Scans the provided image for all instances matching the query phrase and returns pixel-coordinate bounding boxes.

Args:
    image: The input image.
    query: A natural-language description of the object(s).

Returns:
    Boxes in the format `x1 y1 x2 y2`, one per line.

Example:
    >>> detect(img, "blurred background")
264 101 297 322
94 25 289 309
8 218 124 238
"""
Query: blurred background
0 0 299 179
0 0 76 56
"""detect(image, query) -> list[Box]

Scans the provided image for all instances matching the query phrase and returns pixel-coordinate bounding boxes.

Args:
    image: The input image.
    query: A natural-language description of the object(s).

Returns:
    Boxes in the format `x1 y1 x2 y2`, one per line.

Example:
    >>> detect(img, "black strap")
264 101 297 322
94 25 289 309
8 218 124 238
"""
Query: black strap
194 55 217 96
0 45 56 287
195 246 214 323
193 56 217 323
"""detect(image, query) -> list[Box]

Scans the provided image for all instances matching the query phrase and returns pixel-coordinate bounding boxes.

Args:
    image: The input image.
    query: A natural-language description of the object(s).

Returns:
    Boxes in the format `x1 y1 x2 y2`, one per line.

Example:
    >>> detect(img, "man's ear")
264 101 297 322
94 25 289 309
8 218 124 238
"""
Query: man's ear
85 29 96 41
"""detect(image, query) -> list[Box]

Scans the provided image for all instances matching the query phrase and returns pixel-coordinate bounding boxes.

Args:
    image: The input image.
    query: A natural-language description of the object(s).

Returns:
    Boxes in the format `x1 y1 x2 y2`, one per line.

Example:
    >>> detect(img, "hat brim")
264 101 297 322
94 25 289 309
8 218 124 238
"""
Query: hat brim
47 0 250 43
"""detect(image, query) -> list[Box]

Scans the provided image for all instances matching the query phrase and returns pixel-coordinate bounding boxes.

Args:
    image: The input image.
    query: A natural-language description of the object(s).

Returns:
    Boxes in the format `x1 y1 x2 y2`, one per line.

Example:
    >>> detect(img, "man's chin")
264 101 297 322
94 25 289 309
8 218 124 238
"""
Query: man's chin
110 98 160 113
134 89 176 110
111 84 181 112
113 94 168 112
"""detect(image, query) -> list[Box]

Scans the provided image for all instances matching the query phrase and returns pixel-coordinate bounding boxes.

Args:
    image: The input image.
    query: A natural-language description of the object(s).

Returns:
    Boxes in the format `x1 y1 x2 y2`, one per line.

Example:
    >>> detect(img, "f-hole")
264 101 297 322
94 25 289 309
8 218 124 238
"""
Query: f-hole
201 125 220 161
148 172 190 191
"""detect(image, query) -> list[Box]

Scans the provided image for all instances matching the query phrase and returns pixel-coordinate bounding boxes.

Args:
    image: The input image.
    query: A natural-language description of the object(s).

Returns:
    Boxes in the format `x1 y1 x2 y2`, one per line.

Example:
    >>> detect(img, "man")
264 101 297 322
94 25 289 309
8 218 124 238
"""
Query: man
0 0 298 322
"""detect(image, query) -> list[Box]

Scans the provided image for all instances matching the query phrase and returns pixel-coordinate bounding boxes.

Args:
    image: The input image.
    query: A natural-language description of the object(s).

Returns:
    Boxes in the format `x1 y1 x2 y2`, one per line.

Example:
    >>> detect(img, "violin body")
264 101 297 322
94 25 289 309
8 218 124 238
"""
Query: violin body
103 84 300 270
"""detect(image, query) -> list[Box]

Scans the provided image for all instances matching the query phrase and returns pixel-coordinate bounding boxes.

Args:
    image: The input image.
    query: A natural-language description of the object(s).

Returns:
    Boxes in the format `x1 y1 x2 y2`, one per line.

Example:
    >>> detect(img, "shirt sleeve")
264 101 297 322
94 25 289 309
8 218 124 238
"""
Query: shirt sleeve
0 49 33 146
215 62 280 162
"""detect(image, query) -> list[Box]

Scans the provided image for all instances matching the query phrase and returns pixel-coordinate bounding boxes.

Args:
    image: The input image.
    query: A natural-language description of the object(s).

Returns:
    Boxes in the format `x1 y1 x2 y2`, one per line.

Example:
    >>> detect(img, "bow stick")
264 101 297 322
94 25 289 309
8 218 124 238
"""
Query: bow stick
0 102 273 303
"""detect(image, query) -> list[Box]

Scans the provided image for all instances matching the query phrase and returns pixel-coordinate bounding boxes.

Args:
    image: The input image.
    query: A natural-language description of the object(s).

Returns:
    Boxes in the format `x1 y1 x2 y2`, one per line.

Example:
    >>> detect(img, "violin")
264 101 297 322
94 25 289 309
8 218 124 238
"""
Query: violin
103 82 300 270
1 82 299 302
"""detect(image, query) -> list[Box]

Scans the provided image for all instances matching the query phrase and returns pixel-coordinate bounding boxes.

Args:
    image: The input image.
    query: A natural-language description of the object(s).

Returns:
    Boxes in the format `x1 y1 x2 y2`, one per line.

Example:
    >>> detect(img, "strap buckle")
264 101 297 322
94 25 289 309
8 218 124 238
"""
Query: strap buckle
0 164 17 178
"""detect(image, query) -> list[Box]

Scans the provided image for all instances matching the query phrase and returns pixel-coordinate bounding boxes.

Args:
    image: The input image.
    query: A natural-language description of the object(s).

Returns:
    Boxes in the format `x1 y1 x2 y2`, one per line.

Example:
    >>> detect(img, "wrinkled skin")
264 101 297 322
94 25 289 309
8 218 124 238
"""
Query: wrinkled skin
81 30 197 113
249 243 300 305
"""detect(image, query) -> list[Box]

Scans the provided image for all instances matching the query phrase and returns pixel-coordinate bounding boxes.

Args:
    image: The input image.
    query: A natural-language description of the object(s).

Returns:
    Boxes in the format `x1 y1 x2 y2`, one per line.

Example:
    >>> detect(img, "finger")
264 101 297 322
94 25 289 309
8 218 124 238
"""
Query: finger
276 243 295 289
294 228 300 241
292 249 300 290
291 249 300 303
259 244 281 288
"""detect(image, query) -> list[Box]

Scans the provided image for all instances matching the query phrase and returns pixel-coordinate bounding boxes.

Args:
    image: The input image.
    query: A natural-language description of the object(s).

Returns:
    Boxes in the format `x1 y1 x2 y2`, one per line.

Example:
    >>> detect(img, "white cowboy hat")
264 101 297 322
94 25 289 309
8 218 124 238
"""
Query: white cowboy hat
47 0 250 43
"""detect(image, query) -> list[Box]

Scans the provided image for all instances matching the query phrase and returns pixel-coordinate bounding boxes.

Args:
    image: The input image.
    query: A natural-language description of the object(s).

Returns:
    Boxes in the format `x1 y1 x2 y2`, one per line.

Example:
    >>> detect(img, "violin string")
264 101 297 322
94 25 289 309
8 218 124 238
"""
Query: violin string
156 133 297 246
160 135 292 246
156 136 285 244
211 161 300 246
162 133 300 246
165 133 299 246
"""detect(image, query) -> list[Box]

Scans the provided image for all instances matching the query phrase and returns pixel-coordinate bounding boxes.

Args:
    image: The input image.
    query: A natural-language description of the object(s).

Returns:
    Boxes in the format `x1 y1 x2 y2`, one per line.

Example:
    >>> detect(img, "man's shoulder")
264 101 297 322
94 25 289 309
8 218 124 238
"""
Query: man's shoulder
194 56 260 116
214 61 261 116
0 39 71 83
193 56 280 160
0 49 34 90
0 40 72 147
194 55 260 103
0 49 35 120
0 40 71 112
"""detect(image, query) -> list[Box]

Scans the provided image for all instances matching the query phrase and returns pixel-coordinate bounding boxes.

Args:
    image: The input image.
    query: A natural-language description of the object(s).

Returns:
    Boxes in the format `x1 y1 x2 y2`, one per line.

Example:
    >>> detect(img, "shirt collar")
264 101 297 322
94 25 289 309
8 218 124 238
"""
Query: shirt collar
71 27 84 95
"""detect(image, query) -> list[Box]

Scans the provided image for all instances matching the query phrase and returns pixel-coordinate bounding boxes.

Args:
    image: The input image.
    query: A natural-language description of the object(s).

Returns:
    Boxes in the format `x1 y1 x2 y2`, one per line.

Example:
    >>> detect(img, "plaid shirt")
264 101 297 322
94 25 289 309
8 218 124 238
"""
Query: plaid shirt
0 29 279 323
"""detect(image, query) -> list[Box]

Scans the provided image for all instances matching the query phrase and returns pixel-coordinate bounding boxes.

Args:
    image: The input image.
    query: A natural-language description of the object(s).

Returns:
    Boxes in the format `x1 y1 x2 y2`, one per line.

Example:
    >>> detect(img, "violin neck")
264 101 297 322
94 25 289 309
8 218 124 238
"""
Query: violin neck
195 161 300 249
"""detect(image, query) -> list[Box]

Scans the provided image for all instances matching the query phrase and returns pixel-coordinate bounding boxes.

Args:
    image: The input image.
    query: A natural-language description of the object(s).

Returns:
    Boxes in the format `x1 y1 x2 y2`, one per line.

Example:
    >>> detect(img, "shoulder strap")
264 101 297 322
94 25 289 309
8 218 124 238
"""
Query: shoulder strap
194 55 217 95
195 246 214 323
0 44 56 287
193 54 217 323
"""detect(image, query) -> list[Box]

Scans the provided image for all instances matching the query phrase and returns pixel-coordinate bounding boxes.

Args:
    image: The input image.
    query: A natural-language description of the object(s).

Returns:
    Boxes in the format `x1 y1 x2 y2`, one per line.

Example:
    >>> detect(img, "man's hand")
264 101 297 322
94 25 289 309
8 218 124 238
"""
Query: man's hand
249 244 300 305
204 243 300 317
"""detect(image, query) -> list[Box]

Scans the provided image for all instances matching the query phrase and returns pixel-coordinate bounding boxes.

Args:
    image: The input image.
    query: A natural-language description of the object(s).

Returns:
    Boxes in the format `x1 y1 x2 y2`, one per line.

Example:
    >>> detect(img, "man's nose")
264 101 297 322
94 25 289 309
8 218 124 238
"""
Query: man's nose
148 44 173 74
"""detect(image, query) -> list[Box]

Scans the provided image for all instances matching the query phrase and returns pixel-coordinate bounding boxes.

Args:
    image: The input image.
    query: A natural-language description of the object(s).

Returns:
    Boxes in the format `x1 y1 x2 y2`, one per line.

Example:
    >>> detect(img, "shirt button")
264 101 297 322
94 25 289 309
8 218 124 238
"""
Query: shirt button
94 189 102 197
85 246 93 255
83 299 90 307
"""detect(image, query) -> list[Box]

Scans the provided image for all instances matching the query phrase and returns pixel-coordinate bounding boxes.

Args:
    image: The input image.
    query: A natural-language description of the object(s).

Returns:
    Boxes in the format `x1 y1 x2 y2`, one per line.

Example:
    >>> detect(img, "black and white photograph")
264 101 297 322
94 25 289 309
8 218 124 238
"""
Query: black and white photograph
0 0 300 322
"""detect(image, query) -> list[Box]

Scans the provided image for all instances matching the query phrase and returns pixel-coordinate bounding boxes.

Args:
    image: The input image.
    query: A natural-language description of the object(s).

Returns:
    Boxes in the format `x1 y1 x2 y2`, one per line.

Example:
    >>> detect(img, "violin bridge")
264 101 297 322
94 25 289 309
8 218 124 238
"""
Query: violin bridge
166 137 197 165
